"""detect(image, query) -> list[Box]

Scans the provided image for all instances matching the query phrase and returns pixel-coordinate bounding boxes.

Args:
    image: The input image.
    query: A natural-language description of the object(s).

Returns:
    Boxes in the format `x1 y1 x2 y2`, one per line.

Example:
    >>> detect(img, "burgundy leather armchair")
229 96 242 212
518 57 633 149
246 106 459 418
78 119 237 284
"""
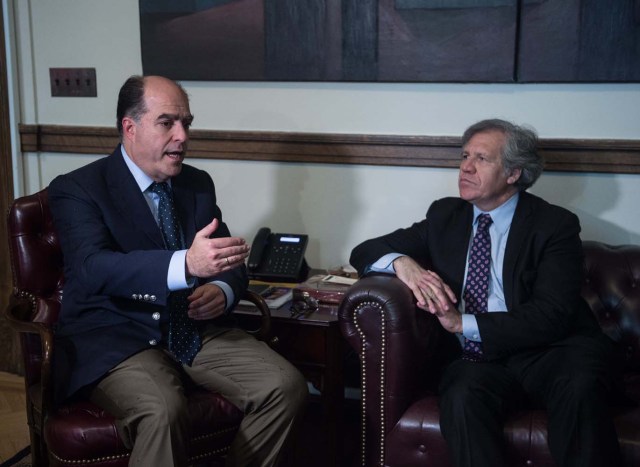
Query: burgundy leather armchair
339 241 640 466
5 188 271 467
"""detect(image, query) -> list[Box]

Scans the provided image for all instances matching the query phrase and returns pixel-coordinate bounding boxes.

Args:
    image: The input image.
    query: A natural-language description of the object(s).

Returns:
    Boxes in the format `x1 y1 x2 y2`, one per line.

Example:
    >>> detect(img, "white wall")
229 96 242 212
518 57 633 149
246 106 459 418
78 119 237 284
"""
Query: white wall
8 0 640 268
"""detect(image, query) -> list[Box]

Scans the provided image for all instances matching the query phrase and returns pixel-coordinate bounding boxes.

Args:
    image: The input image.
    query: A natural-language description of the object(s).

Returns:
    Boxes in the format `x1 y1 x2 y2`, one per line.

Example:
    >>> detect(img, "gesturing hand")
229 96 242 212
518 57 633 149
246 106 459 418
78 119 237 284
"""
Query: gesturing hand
393 256 462 334
186 218 250 278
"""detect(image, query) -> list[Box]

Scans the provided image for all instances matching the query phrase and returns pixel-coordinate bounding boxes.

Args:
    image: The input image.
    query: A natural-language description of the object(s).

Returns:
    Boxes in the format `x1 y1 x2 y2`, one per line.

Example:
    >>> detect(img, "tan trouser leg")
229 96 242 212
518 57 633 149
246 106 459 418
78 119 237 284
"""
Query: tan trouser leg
90 348 189 467
186 328 308 467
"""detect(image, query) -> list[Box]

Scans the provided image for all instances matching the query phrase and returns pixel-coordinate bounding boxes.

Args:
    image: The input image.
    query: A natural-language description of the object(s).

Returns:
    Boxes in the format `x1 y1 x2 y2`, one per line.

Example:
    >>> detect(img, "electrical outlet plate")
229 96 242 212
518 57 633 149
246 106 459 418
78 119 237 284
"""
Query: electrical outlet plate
49 68 97 97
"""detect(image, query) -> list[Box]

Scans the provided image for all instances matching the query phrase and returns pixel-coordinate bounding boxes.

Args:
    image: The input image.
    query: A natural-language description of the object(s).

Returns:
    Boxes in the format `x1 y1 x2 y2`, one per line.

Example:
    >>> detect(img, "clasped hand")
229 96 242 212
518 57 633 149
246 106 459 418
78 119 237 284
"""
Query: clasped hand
187 283 226 320
393 256 463 334
186 218 250 278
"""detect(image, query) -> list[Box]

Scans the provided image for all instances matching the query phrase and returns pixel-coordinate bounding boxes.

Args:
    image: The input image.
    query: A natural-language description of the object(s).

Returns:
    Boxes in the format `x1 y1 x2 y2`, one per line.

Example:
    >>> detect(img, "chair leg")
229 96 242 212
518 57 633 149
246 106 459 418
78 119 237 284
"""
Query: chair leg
29 429 48 467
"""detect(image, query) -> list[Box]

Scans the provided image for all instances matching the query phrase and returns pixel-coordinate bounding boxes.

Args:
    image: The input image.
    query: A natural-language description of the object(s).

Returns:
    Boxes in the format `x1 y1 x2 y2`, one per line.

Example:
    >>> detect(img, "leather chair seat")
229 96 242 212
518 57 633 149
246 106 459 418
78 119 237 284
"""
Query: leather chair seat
44 390 242 465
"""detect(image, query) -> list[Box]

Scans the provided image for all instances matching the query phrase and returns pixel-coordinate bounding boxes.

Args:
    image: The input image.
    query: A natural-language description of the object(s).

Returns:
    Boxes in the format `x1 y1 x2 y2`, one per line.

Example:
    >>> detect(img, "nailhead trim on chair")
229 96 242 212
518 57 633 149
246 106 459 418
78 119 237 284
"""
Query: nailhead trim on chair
49 452 130 464
188 446 230 462
353 300 386 467
47 425 240 464
16 290 37 311
191 424 240 441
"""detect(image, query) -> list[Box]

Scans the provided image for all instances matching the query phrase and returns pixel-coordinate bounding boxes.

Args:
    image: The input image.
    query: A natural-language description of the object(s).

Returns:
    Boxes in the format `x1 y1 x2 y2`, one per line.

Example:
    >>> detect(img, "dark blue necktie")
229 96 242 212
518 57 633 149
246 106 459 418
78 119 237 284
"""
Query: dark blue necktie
462 213 493 362
150 182 201 365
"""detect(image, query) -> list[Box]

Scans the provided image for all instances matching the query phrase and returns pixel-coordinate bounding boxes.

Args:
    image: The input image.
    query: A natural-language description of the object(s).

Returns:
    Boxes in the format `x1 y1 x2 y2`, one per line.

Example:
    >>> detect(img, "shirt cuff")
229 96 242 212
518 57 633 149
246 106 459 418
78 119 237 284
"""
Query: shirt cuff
212 280 234 311
167 250 192 291
367 253 406 274
462 314 482 342
168 251 234 310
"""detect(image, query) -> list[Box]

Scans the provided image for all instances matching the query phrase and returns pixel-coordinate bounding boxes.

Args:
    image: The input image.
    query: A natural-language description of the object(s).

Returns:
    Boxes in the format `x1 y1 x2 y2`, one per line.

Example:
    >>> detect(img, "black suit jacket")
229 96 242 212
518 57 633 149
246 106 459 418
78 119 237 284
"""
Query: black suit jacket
49 147 248 404
350 192 601 360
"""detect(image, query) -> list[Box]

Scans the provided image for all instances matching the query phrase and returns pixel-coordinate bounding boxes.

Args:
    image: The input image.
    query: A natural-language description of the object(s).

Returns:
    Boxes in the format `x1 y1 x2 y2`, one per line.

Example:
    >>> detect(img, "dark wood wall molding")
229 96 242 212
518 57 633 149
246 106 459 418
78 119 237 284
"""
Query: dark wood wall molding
19 124 640 174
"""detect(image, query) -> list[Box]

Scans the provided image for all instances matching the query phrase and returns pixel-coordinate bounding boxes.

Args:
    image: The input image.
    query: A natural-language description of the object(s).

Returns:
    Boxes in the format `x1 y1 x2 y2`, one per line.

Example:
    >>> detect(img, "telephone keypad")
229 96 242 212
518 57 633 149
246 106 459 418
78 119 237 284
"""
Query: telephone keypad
267 244 305 276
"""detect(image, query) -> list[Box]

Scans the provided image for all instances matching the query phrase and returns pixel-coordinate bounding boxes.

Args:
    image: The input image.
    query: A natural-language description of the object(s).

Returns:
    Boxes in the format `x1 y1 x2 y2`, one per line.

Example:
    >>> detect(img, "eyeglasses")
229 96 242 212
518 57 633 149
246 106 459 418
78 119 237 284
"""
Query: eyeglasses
289 292 318 318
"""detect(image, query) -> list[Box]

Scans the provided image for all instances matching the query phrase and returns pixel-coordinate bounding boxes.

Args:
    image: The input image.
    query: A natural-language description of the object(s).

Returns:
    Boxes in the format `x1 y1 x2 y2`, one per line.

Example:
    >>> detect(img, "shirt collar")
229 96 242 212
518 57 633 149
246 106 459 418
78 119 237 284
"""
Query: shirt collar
120 144 171 192
472 192 519 234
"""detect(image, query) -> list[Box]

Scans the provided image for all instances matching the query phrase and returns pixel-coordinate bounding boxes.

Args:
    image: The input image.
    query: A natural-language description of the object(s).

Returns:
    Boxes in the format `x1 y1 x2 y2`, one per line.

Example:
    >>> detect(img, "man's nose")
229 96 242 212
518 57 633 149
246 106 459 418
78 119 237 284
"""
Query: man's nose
173 124 189 142
460 157 474 172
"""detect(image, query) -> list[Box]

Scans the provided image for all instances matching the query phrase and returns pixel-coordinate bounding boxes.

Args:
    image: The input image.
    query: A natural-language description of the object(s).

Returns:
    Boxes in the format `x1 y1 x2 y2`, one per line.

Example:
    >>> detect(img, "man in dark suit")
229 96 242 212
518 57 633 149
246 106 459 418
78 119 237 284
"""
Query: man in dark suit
350 119 621 467
48 75 307 466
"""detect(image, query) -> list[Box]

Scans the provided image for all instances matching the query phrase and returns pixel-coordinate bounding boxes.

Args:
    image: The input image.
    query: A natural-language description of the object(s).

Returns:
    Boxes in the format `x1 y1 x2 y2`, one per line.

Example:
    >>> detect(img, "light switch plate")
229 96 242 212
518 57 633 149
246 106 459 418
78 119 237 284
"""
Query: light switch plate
49 68 97 97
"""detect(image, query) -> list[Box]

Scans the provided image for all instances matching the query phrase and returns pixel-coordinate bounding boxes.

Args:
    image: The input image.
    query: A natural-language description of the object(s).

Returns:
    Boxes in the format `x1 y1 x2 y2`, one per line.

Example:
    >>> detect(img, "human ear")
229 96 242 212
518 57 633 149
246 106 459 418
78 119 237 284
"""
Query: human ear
507 168 522 185
121 117 136 140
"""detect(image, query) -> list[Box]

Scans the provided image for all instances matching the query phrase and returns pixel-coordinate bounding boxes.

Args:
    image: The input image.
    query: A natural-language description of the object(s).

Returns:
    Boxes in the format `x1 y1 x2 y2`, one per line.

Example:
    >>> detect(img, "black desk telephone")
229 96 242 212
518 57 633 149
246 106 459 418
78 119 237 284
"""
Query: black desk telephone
247 227 309 283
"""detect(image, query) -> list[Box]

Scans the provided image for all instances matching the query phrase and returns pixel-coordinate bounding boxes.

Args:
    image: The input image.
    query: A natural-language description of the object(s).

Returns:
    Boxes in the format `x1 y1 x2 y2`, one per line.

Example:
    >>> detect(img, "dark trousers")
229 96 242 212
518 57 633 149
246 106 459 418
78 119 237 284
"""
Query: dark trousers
438 334 622 467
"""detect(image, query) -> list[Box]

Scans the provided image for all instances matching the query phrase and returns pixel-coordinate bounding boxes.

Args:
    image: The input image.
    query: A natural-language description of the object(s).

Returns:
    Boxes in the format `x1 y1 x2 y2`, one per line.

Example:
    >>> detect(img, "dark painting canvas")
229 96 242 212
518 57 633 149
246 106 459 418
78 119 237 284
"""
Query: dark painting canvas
140 0 517 82
518 0 640 82
139 0 640 83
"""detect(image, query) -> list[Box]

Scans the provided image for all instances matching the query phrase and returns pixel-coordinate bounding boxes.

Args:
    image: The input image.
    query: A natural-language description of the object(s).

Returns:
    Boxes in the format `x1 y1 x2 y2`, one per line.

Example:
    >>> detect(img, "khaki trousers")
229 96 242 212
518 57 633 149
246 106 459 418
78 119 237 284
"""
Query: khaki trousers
90 328 308 467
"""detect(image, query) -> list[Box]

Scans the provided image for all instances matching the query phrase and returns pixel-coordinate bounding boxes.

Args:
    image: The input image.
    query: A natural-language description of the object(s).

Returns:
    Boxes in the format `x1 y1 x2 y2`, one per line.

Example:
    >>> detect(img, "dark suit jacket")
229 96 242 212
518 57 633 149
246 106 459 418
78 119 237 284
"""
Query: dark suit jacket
49 147 248 404
350 192 602 361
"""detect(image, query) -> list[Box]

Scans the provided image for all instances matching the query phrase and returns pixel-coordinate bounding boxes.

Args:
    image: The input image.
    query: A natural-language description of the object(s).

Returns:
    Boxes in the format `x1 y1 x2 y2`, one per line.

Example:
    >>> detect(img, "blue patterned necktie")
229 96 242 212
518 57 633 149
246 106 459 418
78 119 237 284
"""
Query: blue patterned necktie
462 213 493 362
150 182 201 365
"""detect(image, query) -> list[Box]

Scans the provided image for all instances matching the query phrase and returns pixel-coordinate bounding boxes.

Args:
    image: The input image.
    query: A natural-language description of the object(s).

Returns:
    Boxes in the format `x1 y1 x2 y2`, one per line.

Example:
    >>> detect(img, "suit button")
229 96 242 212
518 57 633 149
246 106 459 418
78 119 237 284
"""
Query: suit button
150 295 157 302
143 294 150 301
152 312 161 321
149 339 157 346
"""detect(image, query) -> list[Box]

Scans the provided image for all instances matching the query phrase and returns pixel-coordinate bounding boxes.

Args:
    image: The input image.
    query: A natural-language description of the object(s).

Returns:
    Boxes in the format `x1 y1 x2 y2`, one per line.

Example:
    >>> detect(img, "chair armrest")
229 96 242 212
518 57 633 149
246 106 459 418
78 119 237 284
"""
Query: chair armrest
338 275 443 464
4 295 55 426
5 296 54 379
239 290 273 344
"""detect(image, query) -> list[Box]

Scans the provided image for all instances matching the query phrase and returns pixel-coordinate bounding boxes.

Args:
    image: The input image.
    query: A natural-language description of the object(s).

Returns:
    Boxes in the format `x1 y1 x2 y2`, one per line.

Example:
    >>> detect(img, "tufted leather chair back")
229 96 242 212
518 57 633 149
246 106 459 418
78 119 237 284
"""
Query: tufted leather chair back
7 189 62 389
582 241 640 373
7 189 62 312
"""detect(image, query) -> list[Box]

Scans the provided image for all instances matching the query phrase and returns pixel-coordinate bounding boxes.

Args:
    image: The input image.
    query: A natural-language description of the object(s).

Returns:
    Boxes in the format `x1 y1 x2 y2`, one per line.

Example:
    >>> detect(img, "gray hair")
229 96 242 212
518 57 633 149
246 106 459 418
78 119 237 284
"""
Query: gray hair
462 119 543 190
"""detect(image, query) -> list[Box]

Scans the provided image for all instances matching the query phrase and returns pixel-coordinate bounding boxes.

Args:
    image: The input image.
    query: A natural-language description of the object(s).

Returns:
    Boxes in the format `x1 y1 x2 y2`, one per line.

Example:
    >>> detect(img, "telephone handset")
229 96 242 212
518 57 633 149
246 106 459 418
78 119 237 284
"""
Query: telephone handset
247 227 309 283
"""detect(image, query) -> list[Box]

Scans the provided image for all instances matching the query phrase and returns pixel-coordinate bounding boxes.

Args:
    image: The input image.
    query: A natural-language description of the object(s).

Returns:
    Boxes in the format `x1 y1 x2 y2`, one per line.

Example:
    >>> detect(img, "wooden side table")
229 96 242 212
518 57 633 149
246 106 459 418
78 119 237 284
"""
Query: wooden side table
234 302 347 466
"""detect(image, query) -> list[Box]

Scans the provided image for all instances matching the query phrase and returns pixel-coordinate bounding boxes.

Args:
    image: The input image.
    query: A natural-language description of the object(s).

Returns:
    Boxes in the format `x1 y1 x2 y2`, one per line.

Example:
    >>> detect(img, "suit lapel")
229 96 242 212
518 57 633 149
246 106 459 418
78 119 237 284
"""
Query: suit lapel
503 192 535 308
105 148 165 248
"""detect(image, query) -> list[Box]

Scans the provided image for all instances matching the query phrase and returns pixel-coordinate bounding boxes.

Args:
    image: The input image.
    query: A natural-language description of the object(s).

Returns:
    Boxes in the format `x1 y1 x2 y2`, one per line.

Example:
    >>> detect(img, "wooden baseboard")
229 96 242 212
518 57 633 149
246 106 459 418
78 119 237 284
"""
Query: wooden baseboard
18 124 640 174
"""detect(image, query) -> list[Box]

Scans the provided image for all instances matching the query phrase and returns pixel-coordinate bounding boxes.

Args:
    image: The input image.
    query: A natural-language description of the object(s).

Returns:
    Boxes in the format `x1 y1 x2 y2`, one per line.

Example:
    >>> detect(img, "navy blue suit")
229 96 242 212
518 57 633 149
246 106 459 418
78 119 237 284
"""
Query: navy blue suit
49 147 247 405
